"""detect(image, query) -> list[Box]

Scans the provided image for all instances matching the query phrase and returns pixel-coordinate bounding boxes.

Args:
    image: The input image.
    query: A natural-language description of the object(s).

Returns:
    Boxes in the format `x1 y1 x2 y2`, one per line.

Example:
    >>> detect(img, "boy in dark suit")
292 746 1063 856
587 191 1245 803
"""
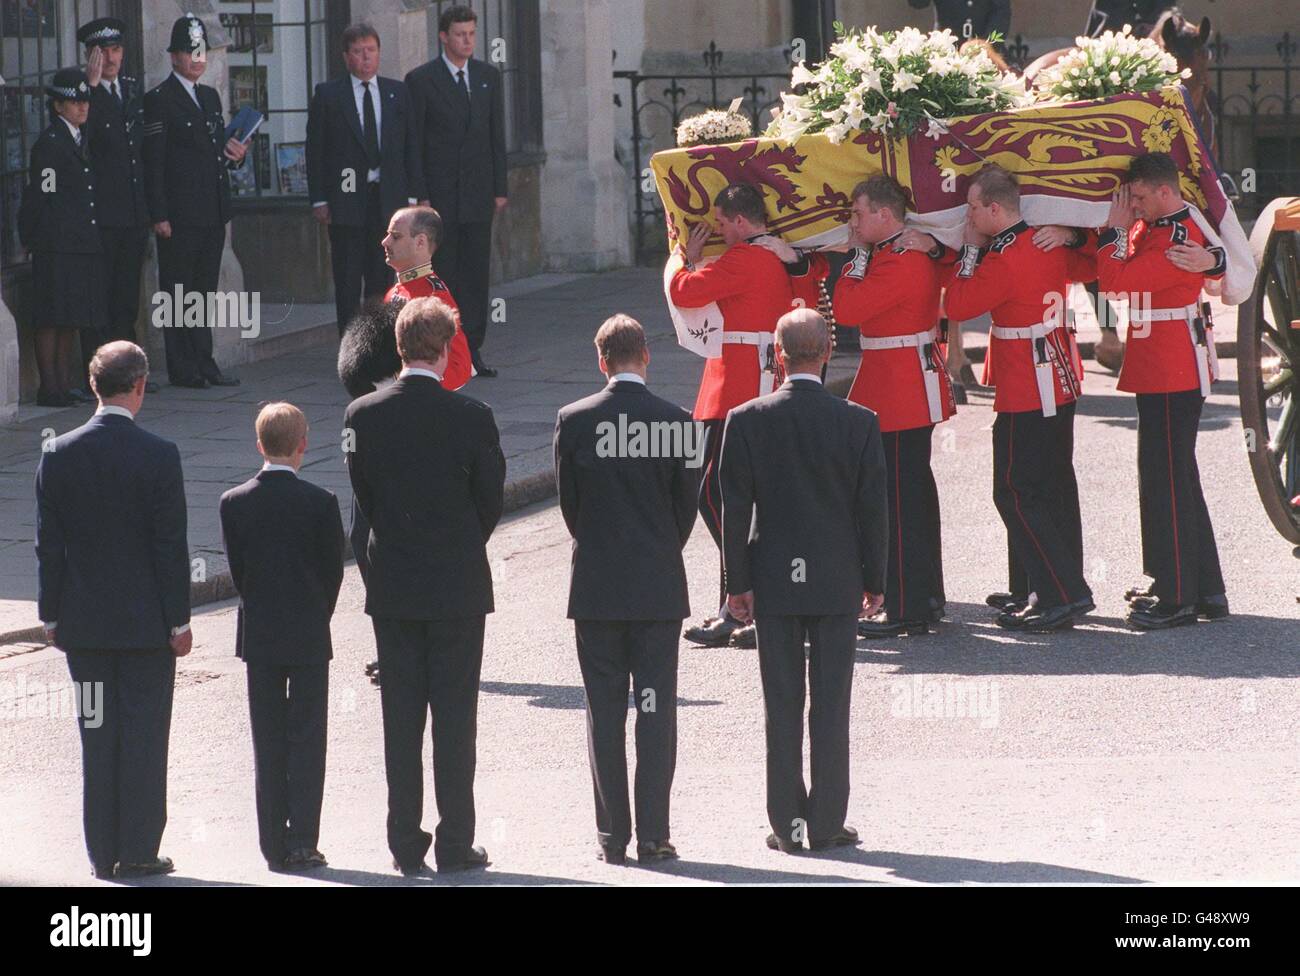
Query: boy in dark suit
220 402 345 871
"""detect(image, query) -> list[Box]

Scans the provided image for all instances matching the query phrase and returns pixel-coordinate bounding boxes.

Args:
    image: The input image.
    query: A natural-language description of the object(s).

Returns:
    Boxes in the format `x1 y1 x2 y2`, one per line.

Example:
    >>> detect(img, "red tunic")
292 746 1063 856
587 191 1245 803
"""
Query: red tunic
669 241 795 421
827 241 956 432
385 271 473 391
943 222 1097 414
1096 206 1226 394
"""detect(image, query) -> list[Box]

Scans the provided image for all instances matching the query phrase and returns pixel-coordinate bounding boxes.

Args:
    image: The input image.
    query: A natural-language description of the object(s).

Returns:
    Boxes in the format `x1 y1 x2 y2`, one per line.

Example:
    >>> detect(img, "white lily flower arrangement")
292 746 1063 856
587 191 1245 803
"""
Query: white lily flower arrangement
1034 24 1190 101
676 109 754 147
766 22 1030 143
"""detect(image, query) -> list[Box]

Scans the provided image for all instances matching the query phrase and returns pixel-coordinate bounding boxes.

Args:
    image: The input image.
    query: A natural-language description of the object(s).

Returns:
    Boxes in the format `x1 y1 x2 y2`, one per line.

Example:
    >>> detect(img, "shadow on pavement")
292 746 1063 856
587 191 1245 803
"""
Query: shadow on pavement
834 849 1146 884
480 680 721 710
631 857 883 885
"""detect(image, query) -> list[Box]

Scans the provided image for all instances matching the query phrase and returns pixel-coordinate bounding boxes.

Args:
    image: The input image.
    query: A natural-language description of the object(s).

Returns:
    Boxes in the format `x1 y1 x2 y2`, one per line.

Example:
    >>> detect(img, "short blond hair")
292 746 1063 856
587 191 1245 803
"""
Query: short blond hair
594 313 647 370
395 296 456 363
256 401 307 457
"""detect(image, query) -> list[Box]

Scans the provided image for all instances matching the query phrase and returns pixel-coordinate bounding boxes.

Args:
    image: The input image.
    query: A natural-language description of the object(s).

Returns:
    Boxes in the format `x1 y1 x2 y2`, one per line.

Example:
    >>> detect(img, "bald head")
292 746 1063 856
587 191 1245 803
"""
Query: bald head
89 341 149 404
775 308 831 375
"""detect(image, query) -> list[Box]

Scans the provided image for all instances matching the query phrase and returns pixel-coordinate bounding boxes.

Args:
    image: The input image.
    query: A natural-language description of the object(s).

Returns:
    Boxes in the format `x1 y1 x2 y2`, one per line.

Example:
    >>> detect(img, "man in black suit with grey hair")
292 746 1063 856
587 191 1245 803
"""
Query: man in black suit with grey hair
36 340 191 880
555 313 700 866
720 308 889 855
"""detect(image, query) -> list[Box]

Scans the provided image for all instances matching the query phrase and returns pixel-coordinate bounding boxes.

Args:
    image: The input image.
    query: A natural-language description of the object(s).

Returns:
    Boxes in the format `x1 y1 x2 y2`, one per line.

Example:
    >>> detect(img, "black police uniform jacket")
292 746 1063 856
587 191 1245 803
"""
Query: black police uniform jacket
85 75 149 228
142 73 239 227
18 120 101 255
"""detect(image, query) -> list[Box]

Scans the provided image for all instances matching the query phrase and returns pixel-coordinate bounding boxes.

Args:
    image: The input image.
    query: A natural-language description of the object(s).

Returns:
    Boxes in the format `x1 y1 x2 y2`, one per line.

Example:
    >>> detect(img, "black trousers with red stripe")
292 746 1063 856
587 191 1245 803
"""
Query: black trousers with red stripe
697 418 727 609
882 426 945 622
992 404 1090 610
1136 390 1225 605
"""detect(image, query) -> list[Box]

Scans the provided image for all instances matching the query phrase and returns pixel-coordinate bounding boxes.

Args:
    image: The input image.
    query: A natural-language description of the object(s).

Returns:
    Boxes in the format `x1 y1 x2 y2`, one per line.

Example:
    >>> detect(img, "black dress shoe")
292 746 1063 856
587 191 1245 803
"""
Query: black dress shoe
284 848 328 871
171 377 208 389
986 592 1027 611
116 856 175 878
1003 599 1094 633
1124 581 1156 602
472 356 498 378
392 857 432 877
994 601 1034 628
766 832 802 854
205 373 240 387
437 845 490 873
636 840 678 863
858 614 929 637
683 615 741 647
36 390 75 407
1127 601 1198 630
1130 593 1229 620
729 623 757 648
928 597 946 623
597 844 627 865
91 863 117 880
809 826 860 851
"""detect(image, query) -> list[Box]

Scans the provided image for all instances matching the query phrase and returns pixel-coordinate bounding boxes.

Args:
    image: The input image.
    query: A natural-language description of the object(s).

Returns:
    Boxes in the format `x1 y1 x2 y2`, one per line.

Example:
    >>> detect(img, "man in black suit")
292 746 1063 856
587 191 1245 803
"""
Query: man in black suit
35 341 191 880
720 309 889 854
554 315 699 865
77 17 154 395
344 296 505 874
142 13 245 389
405 4 507 377
219 402 345 872
307 23 424 334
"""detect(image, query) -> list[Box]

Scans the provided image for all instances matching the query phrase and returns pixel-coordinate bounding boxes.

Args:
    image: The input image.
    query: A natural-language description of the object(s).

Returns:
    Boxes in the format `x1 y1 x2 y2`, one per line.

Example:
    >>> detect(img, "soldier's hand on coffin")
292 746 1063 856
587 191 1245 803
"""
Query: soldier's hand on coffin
862 591 884 618
224 137 248 163
683 221 711 265
727 591 754 625
897 228 939 254
86 45 104 88
750 233 797 263
1032 225 1077 251
1106 185 1135 229
153 221 172 239
1166 242 1216 273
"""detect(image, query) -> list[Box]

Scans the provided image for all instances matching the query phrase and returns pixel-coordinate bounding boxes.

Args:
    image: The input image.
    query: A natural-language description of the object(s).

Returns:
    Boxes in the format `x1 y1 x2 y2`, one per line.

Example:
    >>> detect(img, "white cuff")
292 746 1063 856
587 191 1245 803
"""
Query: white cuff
170 623 190 637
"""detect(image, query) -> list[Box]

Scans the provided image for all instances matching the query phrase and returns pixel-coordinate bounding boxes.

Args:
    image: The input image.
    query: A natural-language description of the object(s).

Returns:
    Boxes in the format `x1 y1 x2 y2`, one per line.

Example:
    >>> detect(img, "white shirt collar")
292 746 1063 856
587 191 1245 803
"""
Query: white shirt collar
95 404 135 420
787 372 822 384
260 463 297 475
172 71 197 95
351 73 378 91
609 372 646 385
401 367 443 382
442 52 469 81
59 116 81 140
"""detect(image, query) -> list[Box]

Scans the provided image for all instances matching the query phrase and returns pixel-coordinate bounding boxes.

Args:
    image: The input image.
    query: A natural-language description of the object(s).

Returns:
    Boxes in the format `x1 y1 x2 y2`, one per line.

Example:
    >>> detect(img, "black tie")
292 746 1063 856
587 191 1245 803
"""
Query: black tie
112 80 122 104
456 68 471 115
361 80 380 169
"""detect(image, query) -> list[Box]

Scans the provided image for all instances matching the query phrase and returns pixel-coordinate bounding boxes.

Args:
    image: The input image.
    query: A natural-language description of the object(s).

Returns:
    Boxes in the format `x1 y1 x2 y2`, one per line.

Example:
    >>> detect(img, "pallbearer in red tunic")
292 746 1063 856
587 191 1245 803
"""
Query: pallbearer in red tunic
669 183 795 649
1096 151 1228 629
942 165 1098 634
828 175 955 637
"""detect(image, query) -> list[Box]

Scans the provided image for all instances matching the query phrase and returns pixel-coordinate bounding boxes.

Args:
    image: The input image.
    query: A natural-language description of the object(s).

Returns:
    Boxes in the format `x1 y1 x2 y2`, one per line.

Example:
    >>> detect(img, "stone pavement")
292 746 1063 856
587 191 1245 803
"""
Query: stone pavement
0 266 1240 644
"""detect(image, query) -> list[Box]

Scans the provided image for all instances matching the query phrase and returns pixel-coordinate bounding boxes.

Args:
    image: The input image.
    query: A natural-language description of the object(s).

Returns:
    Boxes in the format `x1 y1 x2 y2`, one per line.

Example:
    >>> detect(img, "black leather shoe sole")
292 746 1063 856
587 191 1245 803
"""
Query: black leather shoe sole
437 847 490 873
636 841 679 863
1127 605 1198 630
858 618 929 637
766 833 802 854
597 846 627 865
683 618 740 647
809 827 860 851
1130 595 1229 620
1008 599 1095 633
116 856 174 878
392 858 430 877
985 592 1027 611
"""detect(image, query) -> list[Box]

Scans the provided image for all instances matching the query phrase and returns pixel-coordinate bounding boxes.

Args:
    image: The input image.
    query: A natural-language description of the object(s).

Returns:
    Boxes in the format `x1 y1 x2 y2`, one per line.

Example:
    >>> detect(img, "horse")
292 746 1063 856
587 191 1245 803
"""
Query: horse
1151 10 1217 160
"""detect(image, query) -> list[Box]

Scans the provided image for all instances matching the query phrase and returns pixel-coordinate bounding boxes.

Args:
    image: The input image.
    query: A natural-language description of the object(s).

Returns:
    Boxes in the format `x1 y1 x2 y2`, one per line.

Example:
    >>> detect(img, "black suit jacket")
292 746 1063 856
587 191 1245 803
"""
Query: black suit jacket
219 470 345 665
344 374 505 619
404 57 506 225
18 120 100 255
555 379 698 621
35 413 190 650
719 379 888 616
85 76 149 229
305 75 424 226
142 74 238 227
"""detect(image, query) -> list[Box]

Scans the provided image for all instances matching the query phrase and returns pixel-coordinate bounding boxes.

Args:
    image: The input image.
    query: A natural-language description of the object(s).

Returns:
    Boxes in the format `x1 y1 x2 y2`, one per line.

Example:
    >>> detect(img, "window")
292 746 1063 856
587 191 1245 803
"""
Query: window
425 0 543 160
1 0 142 269
218 0 350 199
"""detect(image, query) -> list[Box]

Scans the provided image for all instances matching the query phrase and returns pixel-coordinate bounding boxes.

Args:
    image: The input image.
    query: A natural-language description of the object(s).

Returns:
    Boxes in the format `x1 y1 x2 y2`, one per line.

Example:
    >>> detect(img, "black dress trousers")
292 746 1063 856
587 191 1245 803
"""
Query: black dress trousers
754 613 857 847
64 647 176 873
328 183 392 334
991 404 1091 609
881 425 945 622
432 220 493 353
1136 389 1225 604
372 615 485 869
246 660 329 864
99 225 149 343
695 417 727 606
156 225 224 384
574 619 679 849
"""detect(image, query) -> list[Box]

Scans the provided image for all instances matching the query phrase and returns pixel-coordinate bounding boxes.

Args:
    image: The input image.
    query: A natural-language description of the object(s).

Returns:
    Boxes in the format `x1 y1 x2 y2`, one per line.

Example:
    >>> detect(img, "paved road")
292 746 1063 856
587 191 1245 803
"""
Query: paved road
1 360 1297 886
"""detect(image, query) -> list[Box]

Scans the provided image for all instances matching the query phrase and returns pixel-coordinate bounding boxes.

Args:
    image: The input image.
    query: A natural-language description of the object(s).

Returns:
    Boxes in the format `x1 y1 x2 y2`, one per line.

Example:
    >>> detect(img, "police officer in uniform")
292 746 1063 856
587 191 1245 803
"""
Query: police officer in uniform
143 13 245 389
1097 151 1228 629
18 69 104 408
669 183 795 650
942 165 1096 633
78 18 155 393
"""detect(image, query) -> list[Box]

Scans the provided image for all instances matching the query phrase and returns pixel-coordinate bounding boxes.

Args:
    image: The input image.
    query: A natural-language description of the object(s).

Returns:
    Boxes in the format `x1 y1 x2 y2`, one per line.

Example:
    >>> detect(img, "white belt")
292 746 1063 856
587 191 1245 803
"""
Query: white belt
1127 304 1215 396
859 327 944 424
990 322 1061 418
722 331 777 396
